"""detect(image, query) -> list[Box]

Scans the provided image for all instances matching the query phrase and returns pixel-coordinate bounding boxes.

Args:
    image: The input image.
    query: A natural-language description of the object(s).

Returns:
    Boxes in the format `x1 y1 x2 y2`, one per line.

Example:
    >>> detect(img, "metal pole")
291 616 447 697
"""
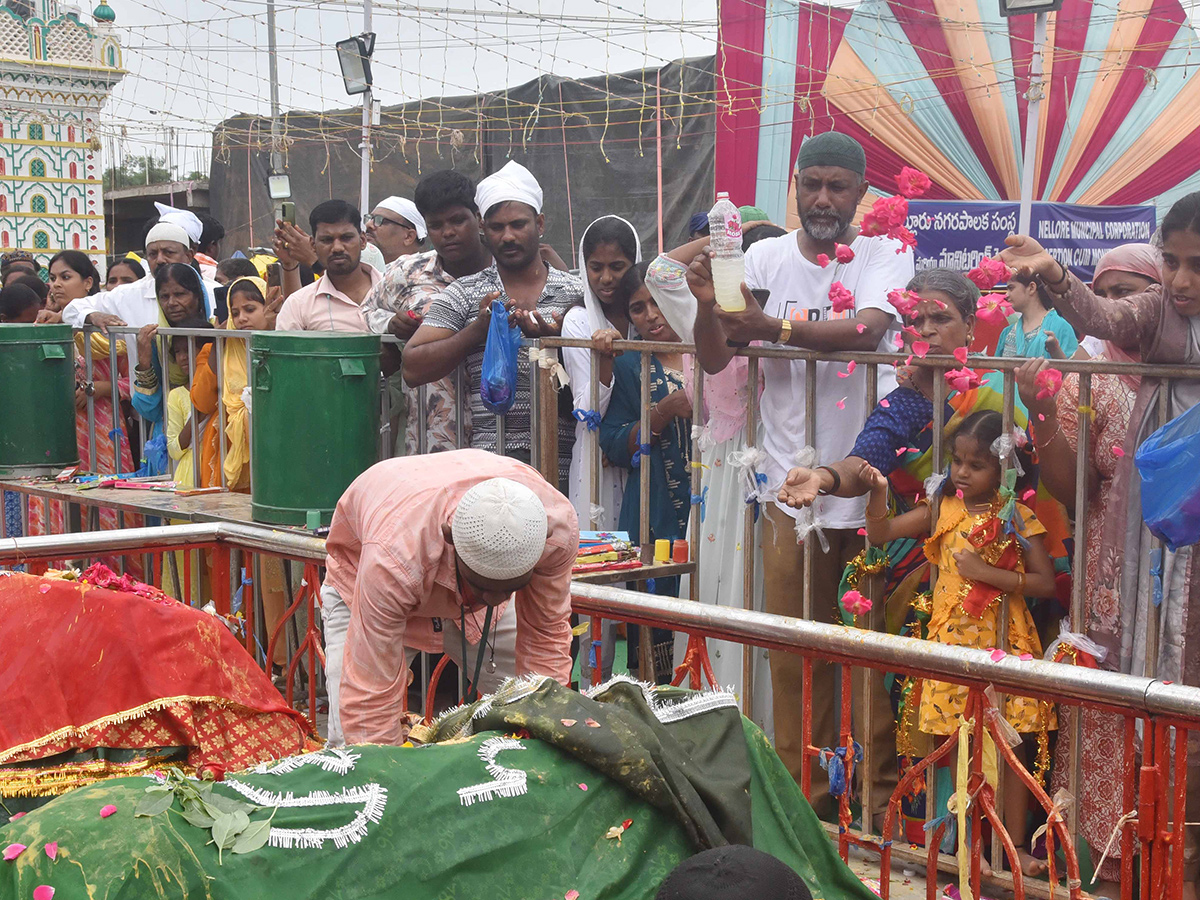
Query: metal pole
359 0 373 214
266 0 284 177
1018 11 1049 236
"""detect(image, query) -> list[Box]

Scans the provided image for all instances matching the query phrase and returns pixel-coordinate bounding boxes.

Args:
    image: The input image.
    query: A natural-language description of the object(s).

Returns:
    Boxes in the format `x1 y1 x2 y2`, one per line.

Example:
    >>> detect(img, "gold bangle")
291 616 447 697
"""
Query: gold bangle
1016 572 1026 596
865 509 889 521
777 317 792 345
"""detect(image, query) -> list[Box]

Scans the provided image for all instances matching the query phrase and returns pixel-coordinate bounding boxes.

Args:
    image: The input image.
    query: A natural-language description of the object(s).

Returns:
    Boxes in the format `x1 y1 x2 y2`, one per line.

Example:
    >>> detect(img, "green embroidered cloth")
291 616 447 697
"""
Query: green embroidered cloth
0 679 877 900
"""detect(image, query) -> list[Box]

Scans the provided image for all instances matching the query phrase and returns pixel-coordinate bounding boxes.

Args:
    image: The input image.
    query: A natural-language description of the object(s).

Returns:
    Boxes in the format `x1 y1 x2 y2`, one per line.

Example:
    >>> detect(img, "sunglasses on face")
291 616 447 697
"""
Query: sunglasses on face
364 213 414 230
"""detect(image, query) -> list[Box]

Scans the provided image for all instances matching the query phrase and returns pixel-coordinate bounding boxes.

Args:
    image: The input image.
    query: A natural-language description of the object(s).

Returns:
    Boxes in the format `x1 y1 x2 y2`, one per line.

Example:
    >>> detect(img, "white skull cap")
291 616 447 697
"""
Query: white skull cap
451 477 548 580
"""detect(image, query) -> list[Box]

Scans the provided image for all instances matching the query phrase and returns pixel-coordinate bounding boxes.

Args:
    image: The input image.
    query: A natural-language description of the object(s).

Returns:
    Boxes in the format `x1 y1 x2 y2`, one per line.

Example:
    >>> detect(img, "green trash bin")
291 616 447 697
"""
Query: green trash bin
249 331 381 526
0 324 78 477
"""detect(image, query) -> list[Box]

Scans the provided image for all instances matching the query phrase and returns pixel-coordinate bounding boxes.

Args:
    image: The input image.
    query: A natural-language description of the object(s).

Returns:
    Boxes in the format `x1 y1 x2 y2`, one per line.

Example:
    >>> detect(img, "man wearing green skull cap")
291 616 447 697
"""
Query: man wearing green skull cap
689 131 912 826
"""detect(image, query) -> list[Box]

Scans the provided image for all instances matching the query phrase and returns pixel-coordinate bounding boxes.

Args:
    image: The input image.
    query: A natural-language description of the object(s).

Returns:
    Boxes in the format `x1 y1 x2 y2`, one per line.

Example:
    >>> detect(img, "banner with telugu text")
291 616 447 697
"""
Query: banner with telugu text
906 201 1157 281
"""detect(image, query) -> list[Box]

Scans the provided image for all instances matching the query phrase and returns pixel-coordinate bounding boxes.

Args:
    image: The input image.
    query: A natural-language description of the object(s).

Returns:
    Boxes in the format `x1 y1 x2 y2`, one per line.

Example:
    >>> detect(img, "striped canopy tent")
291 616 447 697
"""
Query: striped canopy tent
716 0 1200 227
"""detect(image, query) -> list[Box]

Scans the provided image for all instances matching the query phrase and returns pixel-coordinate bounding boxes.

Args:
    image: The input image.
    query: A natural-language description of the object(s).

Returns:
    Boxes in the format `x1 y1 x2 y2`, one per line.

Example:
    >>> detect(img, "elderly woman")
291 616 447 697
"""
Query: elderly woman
1012 242 1161 894
1003 197 1200 895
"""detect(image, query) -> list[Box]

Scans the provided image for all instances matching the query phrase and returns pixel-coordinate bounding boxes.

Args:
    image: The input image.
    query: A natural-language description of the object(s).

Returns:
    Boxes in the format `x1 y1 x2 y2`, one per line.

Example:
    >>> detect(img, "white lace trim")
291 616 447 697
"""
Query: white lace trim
471 674 552 721
581 673 657 707
248 749 359 776
220 782 388 850
457 737 528 807
653 689 739 723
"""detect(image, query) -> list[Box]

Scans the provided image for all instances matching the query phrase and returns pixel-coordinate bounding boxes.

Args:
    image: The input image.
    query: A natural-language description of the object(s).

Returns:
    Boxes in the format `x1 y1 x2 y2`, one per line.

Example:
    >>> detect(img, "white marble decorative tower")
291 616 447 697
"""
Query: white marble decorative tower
0 0 124 269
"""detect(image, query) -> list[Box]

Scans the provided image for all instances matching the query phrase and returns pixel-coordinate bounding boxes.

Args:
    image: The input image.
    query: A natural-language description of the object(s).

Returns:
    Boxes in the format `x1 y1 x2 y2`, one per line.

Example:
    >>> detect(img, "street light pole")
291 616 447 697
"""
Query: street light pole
1018 10 1049 236
359 0 373 214
266 0 284 177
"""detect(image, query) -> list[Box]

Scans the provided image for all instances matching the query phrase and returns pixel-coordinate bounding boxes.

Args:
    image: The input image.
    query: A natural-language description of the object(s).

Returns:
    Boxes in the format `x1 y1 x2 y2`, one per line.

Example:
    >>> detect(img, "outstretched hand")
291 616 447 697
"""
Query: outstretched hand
777 467 823 509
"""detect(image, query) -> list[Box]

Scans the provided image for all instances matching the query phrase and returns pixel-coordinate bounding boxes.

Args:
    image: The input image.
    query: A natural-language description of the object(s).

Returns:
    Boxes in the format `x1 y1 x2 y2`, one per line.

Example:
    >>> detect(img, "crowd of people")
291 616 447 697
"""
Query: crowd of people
4 128 1200 891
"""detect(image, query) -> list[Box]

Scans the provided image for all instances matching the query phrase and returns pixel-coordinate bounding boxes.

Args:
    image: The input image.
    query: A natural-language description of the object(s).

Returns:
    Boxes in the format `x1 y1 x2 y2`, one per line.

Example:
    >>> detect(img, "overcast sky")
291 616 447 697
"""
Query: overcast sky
96 0 719 177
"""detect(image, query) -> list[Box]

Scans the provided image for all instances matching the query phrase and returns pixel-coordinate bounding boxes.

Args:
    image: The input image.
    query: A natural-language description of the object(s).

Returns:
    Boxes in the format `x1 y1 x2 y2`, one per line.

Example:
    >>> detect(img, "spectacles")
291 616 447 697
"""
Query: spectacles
364 213 414 230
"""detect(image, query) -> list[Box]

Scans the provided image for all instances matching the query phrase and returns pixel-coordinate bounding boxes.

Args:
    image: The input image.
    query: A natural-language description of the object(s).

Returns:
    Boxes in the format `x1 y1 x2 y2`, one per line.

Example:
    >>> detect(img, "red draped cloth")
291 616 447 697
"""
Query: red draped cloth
0 569 317 796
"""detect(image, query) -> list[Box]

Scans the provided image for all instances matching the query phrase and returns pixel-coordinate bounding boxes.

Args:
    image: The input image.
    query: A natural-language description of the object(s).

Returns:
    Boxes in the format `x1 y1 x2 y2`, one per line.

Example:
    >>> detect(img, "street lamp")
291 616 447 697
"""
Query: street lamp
266 173 292 200
336 33 375 95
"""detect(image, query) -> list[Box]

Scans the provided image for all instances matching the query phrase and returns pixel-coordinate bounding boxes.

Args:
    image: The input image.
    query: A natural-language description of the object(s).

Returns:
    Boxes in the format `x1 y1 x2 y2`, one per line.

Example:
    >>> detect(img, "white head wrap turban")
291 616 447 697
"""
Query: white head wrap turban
153 201 203 245
144 222 192 250
375 196 427 240
576 215 642 336
475 160 543 218
645 254 697 345
451 477 548 581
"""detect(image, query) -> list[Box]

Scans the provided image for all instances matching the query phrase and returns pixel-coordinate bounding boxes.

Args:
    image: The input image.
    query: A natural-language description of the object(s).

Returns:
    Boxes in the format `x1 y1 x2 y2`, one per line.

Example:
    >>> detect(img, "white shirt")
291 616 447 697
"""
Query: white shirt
61 273 218 370
744 231 913 529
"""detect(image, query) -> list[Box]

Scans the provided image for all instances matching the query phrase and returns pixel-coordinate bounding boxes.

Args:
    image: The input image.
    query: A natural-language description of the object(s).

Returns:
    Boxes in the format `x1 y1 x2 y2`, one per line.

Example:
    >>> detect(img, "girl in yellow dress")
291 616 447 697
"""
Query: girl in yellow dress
861 409 1057 876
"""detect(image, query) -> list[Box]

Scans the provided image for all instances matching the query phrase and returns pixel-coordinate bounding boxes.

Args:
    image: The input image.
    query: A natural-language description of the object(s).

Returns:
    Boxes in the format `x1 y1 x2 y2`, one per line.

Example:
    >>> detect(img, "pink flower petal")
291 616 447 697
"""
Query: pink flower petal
1112 446 1125 457
1019 653 1033 661
856 323 866 333
816 253 830 268
1037 413 1045 421
7 813 25 822
955 489 964 500
43 843 57 861
845 360 857 375
1022 488 1037 502
567 892 581 900
33 887 54 900
38 584 50 594
585 718 601 728
561 719 577 727
953 347 968 364
3 844 26 861
836 397 846 410
837 370 850 378
856 528 867 536
99 804 117 819
578 783 588 791
904 355 914 366
879 398 890 408
911 341 930 358
989 648 1006 662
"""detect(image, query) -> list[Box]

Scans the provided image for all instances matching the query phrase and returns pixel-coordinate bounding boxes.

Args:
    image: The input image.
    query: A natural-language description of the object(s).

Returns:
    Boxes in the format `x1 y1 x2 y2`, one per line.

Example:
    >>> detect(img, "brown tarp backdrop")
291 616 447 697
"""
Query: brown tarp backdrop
207 56 716 263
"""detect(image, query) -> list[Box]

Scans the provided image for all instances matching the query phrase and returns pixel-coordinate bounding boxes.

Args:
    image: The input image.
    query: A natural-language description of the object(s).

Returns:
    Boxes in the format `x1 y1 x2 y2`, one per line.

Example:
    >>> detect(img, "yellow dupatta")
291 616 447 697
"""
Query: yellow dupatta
220 276 266 490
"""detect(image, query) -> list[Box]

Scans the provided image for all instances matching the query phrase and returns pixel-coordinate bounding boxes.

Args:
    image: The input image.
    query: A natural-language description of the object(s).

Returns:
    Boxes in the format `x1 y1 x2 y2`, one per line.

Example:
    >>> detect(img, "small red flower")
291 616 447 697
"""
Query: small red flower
966 256 1012 291
835 243 855 264
944 365 982 393
841 589 873 616
1034 367 1063 401
976 292 1014 326
896 167 932 199
886 289 918 318
828 281 856 314
198 763 226 783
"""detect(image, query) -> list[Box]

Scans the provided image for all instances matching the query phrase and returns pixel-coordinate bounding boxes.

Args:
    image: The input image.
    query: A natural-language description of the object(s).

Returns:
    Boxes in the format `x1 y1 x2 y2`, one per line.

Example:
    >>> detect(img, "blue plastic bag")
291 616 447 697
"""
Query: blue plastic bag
1136 399 1200 550
480 299 522 415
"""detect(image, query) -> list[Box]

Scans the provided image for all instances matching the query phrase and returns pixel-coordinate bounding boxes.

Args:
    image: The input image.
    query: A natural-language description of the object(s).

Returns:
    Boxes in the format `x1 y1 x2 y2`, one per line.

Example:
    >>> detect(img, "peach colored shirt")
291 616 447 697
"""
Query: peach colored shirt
325 450 579 746
275 267 382 332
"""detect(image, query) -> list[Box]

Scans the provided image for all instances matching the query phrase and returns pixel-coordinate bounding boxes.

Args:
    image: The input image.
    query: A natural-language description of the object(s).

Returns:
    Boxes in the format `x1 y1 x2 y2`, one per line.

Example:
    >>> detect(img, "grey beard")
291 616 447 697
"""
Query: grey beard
801 212 848 242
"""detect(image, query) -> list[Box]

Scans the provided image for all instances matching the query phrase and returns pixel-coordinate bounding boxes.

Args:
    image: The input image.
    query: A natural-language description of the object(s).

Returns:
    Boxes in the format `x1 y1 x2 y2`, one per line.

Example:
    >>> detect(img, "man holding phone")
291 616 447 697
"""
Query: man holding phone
687 132 911 826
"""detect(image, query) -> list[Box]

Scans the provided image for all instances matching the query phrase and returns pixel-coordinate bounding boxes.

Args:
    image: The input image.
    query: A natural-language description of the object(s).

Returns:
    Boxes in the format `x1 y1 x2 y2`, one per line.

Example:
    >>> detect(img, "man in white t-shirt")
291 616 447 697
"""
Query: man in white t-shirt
690 131 913 823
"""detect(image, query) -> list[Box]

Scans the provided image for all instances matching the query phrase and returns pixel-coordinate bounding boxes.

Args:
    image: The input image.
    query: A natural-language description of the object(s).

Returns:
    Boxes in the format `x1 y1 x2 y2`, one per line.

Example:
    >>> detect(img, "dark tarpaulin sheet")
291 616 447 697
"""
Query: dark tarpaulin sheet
207 57 716 263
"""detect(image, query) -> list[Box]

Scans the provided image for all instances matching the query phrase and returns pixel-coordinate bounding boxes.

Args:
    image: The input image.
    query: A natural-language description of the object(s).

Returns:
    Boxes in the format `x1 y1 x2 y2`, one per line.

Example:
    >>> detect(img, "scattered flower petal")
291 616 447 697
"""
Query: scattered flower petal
835 243 855 264
1112 446 1125 457
3 844 26 861
622 819 634 830
561 719 577 727
953 346 968 364
976 292 1015 326
896 447 908 456
911 341 930 358
7 813 25 822
861 195 909 238
1022 489 1037 502
99 805 117 818
988 648 1006 662
578 783 588 791
955 489 965 500
880 398 890 408
1019 653 1033 661
1037 413 1046 421
836 397 846 410
585 718 601 728
856 323 866 333
816 253 831 268
567 892 580 900
944 365 982 394
904 355 914 366
856 528 867 536
896 166 932 199
886 289 919 318
837 360 857 378
893 333 905 349
33 887 54 900
38 584 50 594
43 843 57 861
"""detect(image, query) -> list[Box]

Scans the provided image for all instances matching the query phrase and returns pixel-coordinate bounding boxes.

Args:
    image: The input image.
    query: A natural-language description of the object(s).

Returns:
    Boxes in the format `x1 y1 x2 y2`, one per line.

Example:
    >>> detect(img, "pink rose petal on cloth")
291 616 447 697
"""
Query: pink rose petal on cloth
1022 489 1037 502
33 887 54 900
585 718 601 728
836 397 846 410
578 783 588 791
3 844 26 861
7 813 25 822
1112 446 1125 457
38 584 50 594
1019 653 1033 661
1037 413 1046 421
857 528 867 536
816 253 830 268
988 648 1006 662
43 843 57 861
835 243 855 264
880 398 890 408
567 892 581 900
99 805 117 818
561 719 577 727
911 341 930 358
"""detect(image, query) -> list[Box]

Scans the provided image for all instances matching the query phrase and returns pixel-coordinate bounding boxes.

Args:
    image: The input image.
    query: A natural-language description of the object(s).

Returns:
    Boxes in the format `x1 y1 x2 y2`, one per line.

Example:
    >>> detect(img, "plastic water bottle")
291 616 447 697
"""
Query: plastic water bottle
708 192 746 311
